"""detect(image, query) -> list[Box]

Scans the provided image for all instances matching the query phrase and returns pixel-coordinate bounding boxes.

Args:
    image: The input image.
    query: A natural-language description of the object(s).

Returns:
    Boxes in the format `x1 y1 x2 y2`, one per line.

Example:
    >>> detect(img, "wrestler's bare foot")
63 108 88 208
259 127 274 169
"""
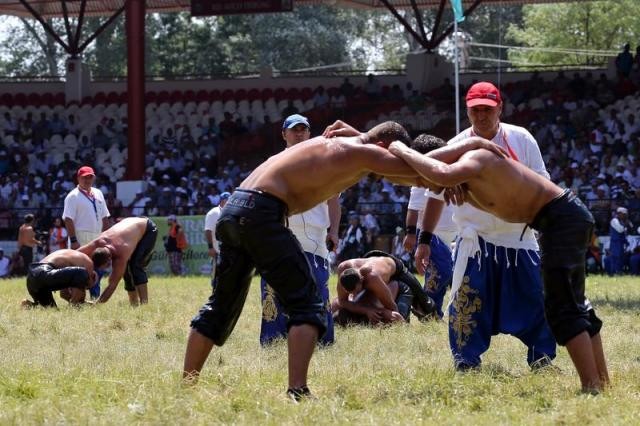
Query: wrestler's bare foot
20 299 35 309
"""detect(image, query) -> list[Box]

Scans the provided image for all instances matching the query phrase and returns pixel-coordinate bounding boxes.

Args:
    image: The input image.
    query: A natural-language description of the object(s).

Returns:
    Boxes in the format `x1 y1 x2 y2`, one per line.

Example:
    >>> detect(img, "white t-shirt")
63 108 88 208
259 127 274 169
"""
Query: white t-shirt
288 202 331 259
204 206 222 251
62 186 110 233
446 123 549 250
408 186 456 242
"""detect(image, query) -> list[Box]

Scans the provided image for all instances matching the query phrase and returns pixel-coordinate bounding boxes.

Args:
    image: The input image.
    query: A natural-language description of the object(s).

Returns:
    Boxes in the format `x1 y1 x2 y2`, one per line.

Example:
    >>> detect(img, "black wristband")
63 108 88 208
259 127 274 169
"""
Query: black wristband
70 236 78 244
207 242 213 249
406 225 417 235
418 230 433 245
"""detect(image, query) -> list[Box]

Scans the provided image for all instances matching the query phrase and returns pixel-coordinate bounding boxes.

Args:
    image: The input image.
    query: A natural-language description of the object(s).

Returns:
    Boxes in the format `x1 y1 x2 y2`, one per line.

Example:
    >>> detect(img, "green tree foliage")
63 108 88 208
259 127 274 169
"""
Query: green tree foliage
507 0 640 67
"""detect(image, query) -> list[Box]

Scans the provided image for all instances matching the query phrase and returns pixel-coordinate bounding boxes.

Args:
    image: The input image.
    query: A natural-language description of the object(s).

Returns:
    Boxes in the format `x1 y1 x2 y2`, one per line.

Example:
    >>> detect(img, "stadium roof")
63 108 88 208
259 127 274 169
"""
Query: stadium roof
0 0 585 19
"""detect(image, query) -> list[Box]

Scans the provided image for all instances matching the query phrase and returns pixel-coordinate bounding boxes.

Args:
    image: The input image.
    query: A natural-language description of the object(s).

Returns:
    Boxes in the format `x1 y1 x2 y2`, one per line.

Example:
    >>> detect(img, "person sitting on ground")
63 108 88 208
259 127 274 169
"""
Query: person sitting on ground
332 250 437 326
21 249 96 308
389 135 609 394
79 217 158 305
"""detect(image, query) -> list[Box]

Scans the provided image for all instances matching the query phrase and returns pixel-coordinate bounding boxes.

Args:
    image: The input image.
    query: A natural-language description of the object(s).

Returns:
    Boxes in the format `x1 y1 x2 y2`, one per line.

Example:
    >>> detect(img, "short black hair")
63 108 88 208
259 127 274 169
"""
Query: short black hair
92 247 111 269
410 133 446 154
339 268 361 292
24 214 34 224
367 121 411 146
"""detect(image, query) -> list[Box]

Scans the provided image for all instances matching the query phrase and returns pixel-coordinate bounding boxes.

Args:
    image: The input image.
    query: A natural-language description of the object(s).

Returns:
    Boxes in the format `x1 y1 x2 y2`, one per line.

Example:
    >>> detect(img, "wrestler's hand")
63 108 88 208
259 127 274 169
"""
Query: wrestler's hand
444 186 466 206
326 232 339 252
414 243 431 275
323 120 361 138
70 241 80 249
403 233 416 252
388 141 411 157
366 309 383 325
208 248 217 258
390 311 405 323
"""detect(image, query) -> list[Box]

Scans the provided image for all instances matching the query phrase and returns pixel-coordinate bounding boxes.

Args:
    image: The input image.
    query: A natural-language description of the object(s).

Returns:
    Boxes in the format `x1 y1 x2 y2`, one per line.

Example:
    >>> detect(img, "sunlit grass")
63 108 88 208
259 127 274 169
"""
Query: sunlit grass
0 274 639 424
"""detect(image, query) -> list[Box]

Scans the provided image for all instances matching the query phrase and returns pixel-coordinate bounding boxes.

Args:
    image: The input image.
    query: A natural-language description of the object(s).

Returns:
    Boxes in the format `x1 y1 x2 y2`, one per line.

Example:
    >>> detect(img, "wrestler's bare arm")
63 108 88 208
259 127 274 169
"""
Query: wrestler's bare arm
98 256 126 303
390 143 485 187
426 137 508 163
350 143 420 185
363 272 399 312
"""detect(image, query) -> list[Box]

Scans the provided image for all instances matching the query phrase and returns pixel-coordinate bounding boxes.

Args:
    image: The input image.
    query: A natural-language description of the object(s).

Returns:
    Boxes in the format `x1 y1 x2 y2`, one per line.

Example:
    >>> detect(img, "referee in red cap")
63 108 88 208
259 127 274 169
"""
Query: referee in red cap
62 165 111 299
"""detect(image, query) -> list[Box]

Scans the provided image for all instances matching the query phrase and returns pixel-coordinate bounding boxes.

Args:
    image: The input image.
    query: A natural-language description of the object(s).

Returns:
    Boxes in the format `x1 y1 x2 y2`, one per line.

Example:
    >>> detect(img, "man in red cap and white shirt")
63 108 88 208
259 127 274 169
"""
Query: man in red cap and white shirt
63 165 110 298
415 81 557 371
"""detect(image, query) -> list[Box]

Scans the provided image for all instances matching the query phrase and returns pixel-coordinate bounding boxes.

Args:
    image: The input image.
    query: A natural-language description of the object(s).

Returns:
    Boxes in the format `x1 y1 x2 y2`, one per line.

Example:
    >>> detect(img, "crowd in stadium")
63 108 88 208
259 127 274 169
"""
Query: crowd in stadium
2 60 640 276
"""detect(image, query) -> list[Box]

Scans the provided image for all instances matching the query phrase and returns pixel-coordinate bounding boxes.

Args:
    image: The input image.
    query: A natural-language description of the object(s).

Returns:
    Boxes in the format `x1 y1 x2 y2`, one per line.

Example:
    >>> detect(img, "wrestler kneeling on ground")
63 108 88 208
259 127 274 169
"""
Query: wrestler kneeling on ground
331 250 438 326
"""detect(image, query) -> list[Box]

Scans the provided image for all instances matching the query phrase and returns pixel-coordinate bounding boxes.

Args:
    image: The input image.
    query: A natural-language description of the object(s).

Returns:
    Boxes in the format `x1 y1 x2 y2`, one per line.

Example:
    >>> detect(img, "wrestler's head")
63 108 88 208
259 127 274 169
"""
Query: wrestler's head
365 121 411 147
91 247 112 269
410 133 446 154
339 268 363 293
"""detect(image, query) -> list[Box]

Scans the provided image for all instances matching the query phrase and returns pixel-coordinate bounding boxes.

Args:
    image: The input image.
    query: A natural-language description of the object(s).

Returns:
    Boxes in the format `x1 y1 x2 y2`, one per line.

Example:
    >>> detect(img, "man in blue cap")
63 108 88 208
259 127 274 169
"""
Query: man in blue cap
204 191 231 280
260 114 341 347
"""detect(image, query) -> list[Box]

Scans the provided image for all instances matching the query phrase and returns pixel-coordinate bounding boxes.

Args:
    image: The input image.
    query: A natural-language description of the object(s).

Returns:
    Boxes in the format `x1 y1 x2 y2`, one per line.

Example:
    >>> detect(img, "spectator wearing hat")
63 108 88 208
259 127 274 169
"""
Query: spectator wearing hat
62 166 110 297
608 207 632 275
416 81 556 371
166 215 187 275
259 113 341 347
204 192 230 280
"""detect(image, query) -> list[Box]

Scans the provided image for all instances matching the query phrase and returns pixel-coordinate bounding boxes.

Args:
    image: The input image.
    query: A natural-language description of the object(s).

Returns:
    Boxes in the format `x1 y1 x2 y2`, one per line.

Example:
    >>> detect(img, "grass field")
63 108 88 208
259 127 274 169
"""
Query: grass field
0 273 639 425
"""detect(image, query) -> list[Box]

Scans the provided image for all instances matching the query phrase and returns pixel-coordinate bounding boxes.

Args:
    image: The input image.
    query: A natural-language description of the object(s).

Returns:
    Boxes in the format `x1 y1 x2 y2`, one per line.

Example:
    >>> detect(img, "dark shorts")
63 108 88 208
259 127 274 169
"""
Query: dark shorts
190 189 327 345
364 250 436 319
530 190 602 345
27 262 89 308
123 218 158 291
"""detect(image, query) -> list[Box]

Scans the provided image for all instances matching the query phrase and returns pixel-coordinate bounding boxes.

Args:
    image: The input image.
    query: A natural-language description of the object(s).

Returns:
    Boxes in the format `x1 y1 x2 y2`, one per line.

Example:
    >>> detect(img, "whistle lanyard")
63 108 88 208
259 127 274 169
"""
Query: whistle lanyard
471 126 520 162
79 187 99 222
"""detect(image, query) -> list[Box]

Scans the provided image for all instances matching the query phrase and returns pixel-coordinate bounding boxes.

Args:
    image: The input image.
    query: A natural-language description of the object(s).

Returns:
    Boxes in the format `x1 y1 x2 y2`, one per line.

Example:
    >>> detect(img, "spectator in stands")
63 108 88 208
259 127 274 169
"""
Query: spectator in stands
609 207 632 275
615 43 634 79
0 248 10 278
165 215 187 275
62 165 110 297
48 217 68 253
66 114 80 136
2 112 18 137
92 125 109 151
128 191 151 216
219 112 237 140
161 127 178 149
204 191 230 280
49 112 66 136
281 100 298 118
364 74 381 100
630 245 640 275
312 86 329 109
339 77 355 98
0 151 9 176
392 227 412 270
338 211 366 262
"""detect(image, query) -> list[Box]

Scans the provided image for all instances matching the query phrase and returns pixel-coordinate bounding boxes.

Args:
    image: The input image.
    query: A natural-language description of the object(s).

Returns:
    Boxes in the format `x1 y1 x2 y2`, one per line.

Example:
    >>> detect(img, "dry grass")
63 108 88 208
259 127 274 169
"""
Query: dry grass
0 274 639 425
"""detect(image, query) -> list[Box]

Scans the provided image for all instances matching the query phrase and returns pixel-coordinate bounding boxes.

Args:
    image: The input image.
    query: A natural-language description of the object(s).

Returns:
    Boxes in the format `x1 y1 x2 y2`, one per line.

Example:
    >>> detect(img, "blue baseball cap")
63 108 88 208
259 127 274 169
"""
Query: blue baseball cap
282 114 310 130
220 192 231 200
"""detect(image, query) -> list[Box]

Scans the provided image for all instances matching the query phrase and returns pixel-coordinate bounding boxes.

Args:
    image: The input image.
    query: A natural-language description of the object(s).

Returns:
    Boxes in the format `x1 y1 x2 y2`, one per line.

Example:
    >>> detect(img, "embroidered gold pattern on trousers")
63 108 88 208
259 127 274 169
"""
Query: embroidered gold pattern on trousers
262 285 279 321
449 276 482 349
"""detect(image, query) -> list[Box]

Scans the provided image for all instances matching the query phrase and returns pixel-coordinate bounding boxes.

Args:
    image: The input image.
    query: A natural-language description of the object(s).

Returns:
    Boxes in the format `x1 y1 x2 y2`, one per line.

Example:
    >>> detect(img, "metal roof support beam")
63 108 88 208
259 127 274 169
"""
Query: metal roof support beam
72 0 87 55
409 0 428 44
78 4 125 52
18 0 71 53
428 0 447 49
431 0 483 48
60 0 73 51
379 0 430 50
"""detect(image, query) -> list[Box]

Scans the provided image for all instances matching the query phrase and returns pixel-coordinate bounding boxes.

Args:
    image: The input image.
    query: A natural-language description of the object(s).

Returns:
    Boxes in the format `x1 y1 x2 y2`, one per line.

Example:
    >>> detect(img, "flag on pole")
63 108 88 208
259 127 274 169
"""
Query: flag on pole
450 0 465 23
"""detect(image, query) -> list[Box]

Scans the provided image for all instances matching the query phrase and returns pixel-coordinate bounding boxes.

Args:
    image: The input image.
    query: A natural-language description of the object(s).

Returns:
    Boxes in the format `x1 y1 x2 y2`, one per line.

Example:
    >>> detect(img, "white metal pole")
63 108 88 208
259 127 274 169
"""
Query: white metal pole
454 19 460 134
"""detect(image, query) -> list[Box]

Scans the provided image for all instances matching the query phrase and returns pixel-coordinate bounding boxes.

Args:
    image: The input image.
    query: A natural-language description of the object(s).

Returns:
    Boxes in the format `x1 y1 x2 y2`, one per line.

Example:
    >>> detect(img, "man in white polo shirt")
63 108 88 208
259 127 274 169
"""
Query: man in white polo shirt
63 165 110 298
204 191 231 280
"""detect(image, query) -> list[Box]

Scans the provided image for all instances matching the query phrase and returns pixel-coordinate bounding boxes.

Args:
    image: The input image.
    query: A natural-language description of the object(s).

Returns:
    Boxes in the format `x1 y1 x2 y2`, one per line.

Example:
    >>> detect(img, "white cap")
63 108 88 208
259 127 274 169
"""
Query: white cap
617 207 628 214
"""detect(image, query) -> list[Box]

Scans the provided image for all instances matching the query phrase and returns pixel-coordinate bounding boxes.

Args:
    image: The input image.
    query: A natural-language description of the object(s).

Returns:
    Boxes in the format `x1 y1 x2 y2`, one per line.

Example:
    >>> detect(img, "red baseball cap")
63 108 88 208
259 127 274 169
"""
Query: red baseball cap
77 166 95 177
466 82 502 107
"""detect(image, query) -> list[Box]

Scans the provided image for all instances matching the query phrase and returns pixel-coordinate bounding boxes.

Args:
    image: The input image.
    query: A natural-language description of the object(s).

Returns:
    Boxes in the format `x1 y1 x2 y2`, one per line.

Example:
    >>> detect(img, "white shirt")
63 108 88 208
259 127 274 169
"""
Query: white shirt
446 123 549 250
288 202 331 259
62 186 110 233
408 186 456 242
204 206 222 252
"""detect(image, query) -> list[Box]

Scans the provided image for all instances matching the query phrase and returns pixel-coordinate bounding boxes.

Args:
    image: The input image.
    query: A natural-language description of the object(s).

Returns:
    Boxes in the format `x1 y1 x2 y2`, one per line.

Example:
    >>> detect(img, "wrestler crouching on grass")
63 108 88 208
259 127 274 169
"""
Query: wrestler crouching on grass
332 250 437 326
181 120 505 401
21 249 96 308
